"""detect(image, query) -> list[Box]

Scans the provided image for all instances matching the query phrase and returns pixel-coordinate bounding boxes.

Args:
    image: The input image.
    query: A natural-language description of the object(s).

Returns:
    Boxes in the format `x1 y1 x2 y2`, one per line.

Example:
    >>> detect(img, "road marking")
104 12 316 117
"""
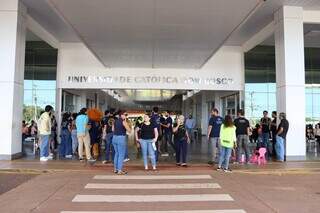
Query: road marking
93 175 212 180
61 210 246 213
85 183 221 189
72 194 234 202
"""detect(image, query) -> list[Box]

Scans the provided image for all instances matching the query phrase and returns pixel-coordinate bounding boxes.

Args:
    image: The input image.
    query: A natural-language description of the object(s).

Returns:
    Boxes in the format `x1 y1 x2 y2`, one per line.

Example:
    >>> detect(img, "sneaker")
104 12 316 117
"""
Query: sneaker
233 161 239 165
88 158 96 162
117 170 128 175
49 153 54 157
65 155 72 159
123 158 130 162
176 163 181 166
102 160 111 164
216 167 222 171
40 157 48 162
181 163 188 167
208 161 214 165
161 153 169 157
79 158 84 162
46 155 53 160
223 168 232 173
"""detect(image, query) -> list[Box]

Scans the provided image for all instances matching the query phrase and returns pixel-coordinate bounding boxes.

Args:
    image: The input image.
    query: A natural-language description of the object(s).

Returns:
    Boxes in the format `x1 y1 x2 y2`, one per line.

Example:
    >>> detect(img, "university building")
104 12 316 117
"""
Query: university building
2 0 320 160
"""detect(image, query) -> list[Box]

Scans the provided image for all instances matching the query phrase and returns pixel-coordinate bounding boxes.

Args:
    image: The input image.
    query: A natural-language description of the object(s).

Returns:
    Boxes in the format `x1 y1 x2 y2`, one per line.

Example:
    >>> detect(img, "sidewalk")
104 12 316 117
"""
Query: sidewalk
0 159 319 174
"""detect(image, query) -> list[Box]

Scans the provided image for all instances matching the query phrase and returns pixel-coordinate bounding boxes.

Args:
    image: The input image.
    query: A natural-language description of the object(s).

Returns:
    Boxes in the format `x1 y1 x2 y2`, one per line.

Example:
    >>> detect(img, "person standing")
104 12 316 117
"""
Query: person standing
260 111 271 151
102 110 115 164
59 113 73 159
185 114 196 142
38 105 54 161
314 122 320 147
217 115 237 173
270 111 277 158
71 113 78 155
135 113 159 171
89 119 101 160
275 112 289 162
207 108 223 164
173 115 190 167
151 107 161 160
160 110 173 156
234 109 250 164
112 110 132 175
76 108 95 162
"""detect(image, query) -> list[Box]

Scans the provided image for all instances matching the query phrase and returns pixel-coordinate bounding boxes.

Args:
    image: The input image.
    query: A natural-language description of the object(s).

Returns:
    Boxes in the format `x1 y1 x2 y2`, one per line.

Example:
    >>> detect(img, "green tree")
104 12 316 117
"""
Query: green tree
23 104 44 122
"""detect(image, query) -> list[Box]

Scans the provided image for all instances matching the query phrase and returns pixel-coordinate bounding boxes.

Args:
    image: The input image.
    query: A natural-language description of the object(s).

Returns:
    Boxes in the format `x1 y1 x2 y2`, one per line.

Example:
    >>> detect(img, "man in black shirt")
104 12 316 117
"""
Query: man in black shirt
260 110 271 157
270 111 277 158
234 109 250 163
275 112 289 162
102 110 115 164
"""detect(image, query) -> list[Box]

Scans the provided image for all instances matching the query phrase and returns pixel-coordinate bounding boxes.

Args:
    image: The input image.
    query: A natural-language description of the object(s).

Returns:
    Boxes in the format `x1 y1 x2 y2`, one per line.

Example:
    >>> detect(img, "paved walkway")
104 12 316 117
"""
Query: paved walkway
0 161 319 212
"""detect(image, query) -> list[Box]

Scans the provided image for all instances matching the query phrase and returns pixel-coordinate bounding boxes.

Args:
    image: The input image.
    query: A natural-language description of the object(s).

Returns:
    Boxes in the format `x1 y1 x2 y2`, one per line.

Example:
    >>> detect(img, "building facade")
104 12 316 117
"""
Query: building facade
2 0 320 161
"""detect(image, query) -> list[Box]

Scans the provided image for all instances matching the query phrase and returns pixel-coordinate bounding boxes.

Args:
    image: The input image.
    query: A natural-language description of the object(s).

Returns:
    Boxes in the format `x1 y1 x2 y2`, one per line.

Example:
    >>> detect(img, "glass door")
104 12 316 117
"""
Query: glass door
221 93 239 119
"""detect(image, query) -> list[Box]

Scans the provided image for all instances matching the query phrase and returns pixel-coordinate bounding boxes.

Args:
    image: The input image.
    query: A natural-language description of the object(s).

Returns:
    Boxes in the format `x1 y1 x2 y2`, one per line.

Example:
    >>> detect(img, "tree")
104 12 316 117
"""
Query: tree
23 104 44 122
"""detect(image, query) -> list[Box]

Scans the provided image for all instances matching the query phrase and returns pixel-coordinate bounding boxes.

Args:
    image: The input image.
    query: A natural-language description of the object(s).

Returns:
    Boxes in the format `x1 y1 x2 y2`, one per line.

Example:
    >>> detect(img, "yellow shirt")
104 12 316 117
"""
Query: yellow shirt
38 112 52 135
219 125 236 148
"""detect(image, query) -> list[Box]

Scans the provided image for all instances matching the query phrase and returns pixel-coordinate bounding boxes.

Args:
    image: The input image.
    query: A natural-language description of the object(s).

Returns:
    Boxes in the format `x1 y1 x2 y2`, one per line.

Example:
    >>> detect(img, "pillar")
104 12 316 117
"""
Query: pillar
79 91 87 109
201 91 208 135
274 6 306 160
0 1 27 160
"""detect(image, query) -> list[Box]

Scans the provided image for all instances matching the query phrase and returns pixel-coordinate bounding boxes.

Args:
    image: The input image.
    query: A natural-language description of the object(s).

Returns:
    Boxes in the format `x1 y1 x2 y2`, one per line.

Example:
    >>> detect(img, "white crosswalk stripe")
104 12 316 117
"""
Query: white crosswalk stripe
72 194 234 202
62 175 246 213
93 175 213 180
85 183 221 189
61 210 246 213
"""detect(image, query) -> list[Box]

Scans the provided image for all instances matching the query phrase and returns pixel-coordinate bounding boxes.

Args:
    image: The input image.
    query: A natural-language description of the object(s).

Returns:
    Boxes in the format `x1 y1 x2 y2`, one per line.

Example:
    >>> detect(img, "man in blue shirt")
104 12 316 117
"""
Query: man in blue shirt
207 108 223 164
75 108 95 162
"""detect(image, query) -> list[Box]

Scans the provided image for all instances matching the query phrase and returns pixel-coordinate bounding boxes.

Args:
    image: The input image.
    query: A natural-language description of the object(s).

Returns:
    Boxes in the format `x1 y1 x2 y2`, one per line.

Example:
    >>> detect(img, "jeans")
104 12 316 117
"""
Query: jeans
275 136 285 161
210 137 220 162
140 139 156 168
262 132 270 148
218 146 232 169
175 139 188 164
104 133 114 161
77 133 92 160
113 135 126 171
39 134 50 158
125 135 129 159
236 135 250 162
162 132 172 153
186 128 193 141
71 129 78 154
59 129 72 157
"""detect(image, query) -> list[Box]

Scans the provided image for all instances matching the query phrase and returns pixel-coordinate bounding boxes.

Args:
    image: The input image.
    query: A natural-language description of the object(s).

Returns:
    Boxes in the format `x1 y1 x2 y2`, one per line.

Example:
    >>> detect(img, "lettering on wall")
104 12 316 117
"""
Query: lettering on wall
67 75 234 85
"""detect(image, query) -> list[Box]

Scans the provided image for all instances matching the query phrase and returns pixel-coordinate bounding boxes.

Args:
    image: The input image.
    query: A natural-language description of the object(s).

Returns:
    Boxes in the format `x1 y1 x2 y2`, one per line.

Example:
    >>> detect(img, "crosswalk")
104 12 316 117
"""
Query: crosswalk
61 174 246 213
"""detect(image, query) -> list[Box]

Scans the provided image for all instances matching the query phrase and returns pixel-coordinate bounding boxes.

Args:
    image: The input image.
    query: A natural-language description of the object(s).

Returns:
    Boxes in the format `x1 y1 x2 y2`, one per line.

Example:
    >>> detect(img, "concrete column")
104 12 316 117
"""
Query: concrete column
201 91 208 135
0 1 27 160
79 91 87 109
274 6 306 160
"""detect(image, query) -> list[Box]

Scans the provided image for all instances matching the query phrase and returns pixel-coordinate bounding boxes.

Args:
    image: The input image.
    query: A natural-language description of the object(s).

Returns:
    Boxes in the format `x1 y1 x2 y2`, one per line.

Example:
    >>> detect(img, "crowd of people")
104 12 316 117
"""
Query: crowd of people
22 104 290 174
207 109 289 172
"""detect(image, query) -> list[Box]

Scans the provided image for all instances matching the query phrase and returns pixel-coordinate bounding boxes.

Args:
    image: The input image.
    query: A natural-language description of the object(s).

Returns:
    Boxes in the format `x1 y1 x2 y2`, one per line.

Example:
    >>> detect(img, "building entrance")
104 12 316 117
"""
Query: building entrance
51 88 241 164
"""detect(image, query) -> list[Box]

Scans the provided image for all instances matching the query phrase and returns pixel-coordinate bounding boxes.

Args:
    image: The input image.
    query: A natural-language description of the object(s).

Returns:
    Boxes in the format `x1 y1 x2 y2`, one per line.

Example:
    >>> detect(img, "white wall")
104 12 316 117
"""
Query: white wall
57 43 244 91
0 0 26 159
